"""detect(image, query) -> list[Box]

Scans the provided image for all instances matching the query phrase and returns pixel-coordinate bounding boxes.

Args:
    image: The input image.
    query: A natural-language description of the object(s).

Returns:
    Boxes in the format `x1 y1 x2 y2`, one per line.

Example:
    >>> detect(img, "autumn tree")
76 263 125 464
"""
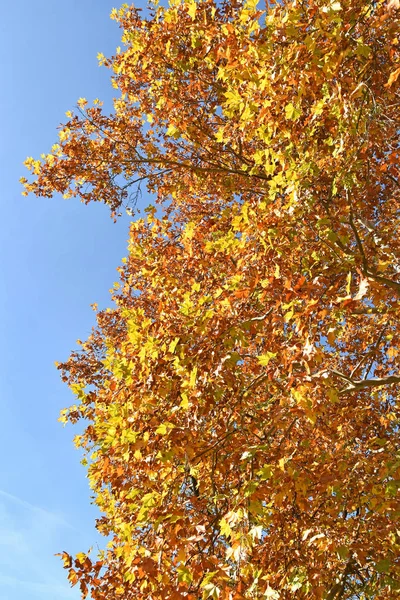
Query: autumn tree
22 0 400 598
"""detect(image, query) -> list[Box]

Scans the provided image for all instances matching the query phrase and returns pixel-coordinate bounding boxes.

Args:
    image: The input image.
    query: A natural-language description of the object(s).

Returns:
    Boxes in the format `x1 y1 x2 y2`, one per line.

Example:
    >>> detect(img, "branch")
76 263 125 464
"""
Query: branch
332 370 400 394
351 308 381 315
326 558 357 600
348 327 387 381
241 309 273 324
348 206 369 275
348 205 400 296
366 272 400 295
192 429 236 463
240 373 269 397
386 172 400 189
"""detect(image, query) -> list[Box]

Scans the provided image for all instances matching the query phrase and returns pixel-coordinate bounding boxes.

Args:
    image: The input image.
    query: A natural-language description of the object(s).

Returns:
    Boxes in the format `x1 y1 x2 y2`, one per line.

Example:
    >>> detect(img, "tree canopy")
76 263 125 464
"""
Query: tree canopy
22 0 400 598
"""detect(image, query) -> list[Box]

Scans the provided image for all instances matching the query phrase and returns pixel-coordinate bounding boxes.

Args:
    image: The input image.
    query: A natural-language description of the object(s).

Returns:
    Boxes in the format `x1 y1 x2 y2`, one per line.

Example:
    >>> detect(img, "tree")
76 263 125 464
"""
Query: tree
22 0 400 598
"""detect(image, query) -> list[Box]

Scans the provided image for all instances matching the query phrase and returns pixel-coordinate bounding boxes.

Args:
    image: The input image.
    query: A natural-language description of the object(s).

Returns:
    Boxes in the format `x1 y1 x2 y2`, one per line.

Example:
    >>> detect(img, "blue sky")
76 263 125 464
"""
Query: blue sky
0 1 147 598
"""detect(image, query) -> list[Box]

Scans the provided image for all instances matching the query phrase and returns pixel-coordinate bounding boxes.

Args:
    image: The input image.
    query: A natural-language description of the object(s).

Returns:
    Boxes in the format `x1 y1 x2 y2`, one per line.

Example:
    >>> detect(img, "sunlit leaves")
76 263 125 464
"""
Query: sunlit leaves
23 0 400 598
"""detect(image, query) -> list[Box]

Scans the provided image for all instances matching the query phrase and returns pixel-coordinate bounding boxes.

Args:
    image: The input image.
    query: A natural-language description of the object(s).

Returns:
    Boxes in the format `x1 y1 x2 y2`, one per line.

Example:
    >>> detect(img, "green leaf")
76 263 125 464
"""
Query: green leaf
375 558 391 573
258 464 273 480
336 545 349 560
177 565 193 584
357 43 371 58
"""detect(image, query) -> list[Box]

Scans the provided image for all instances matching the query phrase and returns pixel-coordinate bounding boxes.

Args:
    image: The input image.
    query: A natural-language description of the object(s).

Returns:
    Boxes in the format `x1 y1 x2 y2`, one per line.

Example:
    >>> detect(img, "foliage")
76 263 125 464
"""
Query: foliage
22 0 400 598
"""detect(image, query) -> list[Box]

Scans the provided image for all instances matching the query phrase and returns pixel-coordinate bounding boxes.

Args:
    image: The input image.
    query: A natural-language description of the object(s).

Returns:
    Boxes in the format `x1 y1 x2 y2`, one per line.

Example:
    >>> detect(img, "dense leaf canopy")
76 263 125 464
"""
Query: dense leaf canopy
23 0 400 598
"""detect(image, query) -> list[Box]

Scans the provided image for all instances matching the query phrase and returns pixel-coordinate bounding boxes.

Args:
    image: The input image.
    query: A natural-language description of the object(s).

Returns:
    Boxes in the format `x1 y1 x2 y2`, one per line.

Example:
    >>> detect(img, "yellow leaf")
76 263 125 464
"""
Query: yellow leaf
385 66 400 88
189 366 197 387
186 0 197 20
284 309 294 322
180 392 189 409
168 337 180 354
219 518 232 537
346 272 352 295
166 124 180 138
76 552 87 563
257 352 277 366
285 103 302 120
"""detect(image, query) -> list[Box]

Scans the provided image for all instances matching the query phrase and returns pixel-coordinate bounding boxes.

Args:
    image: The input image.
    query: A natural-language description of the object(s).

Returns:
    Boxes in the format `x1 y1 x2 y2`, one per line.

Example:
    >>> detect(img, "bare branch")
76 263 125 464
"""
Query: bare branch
332 370 400 394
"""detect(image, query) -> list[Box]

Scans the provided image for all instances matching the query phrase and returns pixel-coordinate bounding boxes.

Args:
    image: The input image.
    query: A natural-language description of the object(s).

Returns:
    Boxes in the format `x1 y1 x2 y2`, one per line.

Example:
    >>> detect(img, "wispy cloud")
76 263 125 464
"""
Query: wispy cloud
0 489 81 600
0 489 76 530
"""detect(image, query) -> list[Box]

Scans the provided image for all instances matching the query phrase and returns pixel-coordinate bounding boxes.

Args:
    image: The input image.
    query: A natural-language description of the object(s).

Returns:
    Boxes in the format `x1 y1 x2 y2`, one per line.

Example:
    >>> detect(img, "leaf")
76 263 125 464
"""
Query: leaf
353 276 369 300
356 42 371 58
156 423 169 435
264 586 280 599
375 558 391 573
168 337 180 353
385 66 400 88
57 551 72 568
189 366 198 387
258 464 273 480
186 0 197 20
336 545 349 559
180 392 189 409
166 124 180 138
202 583 220 599
219 517 232 538
285 103 302 120
68 569 79 586
346 271 352 295
177 565 193 584
284 309 294 322
257 352 277 366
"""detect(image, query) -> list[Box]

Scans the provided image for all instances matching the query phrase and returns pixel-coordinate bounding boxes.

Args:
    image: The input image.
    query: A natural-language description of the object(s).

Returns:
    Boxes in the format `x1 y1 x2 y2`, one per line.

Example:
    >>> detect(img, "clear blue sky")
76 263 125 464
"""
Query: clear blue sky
0 2 146 598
